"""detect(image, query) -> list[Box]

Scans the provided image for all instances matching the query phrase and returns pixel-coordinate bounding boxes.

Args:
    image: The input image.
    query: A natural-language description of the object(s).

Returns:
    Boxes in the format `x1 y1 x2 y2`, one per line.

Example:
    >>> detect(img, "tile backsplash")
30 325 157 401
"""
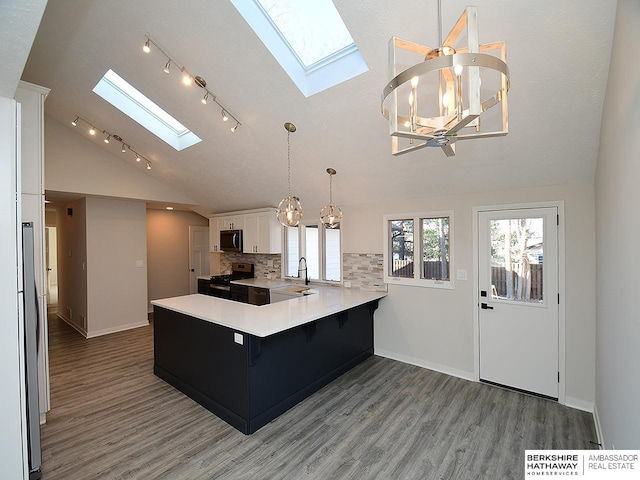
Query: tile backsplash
220 253 281 279
219 252 385 289
342 253 384 289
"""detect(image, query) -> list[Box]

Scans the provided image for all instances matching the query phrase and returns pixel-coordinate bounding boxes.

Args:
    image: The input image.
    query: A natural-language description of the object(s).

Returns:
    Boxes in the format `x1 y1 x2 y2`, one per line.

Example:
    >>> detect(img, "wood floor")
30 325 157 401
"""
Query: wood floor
41 311 597 479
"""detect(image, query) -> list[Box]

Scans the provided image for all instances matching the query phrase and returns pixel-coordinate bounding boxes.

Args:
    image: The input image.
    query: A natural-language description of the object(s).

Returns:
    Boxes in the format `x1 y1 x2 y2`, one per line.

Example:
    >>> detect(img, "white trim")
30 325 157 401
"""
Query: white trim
472 201 566 404
593 403 605 449
383 210 455 290
86 320 149 339
565 396 594 413
375 349 475 382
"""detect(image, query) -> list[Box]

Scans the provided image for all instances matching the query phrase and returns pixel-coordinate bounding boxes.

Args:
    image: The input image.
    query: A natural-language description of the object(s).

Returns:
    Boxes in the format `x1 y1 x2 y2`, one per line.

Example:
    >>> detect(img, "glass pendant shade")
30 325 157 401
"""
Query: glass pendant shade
320 168 343 228
276 122 303 227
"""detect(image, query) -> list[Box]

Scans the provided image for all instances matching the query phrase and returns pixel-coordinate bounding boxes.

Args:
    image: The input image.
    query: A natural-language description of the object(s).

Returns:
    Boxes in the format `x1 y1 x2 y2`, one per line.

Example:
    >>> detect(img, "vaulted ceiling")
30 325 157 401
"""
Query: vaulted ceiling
20 0 617 214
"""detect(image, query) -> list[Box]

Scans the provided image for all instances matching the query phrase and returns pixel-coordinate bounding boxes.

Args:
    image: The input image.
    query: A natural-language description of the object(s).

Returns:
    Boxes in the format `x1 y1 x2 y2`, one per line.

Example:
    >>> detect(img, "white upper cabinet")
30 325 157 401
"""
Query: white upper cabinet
210 209 281 254
243 210 282 254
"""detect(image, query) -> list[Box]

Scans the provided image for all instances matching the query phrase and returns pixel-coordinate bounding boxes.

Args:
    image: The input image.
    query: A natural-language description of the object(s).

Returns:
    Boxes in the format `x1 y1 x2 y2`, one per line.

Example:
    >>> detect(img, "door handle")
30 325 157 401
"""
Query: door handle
481 303 494 310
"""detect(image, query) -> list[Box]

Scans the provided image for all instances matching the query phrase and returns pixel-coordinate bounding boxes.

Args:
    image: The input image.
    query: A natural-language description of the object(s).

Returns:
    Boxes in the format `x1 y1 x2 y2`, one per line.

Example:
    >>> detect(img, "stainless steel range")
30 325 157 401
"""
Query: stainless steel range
206 263 255 299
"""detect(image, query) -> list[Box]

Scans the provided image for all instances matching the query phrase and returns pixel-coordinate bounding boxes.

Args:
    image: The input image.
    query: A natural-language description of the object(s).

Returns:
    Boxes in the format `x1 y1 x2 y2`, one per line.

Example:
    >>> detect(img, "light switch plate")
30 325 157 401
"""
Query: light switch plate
456 269 468 281
234 332 244 345
136 260 144 268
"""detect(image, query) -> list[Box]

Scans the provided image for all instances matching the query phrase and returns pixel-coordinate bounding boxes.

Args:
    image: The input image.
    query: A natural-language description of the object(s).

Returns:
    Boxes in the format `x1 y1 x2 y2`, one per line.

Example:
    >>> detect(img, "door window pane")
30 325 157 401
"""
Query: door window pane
421 217 450 280
324 226 341 281
490 217 544 303
390 219 414 278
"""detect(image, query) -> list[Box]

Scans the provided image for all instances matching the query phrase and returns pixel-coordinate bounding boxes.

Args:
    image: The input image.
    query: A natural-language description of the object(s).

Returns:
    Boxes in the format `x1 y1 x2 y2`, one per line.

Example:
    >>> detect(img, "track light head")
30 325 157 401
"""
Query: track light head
182 70 192 86
164 61 171 74
121 143 127 153
136 154 141 162
71 116 79 126
201 93 209 105
89 127 96 135
104 134 111 144
231 122 239 133
143 39 151 53
146 161 152 170
222 110 229 122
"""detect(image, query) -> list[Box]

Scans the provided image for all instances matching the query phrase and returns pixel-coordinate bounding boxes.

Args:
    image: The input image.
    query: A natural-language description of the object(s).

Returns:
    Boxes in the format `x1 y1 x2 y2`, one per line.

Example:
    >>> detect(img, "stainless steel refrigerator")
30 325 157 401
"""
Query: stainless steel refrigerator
21 222 42 480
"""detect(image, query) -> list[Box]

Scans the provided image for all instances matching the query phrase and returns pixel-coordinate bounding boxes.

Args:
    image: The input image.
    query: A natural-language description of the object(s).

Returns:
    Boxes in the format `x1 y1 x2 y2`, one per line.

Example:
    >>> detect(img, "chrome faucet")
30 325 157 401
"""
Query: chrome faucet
298 257 309 285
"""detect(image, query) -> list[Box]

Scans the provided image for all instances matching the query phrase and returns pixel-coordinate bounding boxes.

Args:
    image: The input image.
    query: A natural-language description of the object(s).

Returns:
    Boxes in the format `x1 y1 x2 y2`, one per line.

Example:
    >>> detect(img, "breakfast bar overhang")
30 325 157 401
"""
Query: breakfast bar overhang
152 288 386 434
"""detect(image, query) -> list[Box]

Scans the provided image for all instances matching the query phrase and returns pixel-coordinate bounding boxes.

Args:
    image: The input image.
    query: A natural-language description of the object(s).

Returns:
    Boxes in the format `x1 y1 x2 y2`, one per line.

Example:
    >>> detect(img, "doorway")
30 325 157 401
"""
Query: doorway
45 226 58 307
189 226 210 294
476 206 561 399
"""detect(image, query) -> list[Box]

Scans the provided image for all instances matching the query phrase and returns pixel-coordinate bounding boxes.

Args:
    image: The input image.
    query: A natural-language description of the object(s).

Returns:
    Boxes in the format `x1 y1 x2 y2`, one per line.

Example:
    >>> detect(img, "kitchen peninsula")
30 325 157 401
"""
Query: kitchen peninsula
152 286 386 434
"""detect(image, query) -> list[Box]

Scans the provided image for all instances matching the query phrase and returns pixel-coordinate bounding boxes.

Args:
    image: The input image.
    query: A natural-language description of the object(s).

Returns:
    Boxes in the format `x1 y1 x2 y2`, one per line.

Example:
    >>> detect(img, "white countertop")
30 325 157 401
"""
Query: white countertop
151 286 386 338
229 278 291 289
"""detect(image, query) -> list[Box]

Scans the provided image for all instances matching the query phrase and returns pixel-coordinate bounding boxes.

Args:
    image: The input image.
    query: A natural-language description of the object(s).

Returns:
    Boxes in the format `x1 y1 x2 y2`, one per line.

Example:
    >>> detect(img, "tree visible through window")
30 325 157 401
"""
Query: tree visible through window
385 213 453 288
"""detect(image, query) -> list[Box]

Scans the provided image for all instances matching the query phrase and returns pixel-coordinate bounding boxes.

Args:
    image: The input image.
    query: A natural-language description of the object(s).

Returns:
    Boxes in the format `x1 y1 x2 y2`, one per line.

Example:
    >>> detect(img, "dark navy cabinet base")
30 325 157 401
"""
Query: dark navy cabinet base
153 301 378 434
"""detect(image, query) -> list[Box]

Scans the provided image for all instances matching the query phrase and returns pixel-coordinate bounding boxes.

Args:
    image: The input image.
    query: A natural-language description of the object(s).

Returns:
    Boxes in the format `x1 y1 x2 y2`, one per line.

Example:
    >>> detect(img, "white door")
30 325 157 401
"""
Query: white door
478 207 559 398
189 226 210 294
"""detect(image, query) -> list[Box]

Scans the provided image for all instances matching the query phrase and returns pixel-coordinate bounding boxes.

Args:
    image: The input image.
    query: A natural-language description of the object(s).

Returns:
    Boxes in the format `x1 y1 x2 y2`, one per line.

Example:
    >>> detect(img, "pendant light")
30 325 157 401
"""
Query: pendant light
276 122 303 227
320 168 343 229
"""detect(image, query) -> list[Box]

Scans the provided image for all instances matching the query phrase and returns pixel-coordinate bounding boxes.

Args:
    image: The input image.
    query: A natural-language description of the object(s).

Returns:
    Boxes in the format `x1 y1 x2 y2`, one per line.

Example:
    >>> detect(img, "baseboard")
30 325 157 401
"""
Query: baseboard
57 312 88 338
86 320 149 338
375 349 475 382
565 396 595 413
593 403 605 449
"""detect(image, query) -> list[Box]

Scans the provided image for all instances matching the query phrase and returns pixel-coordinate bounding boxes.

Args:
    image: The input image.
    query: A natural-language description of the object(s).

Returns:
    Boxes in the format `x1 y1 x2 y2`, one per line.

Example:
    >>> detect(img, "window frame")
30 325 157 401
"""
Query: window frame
383 211 454 289
282 219 342 284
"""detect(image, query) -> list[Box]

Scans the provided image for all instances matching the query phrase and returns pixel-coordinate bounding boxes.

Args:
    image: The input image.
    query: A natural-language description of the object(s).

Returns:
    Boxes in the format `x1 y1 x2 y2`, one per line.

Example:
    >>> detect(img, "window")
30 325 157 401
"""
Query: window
283 222 341 282
93 69 201 151
384 212 453 289
229 0 368 97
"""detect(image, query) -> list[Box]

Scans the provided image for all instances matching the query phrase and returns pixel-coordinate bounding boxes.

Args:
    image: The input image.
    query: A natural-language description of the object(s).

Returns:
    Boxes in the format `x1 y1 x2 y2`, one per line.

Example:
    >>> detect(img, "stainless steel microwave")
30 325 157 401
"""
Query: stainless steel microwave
220 229 243 252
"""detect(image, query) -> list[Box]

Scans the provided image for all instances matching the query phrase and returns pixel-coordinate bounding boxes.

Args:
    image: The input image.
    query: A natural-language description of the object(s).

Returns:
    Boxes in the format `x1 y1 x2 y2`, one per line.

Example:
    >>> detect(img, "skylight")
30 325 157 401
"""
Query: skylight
92 69 201 151
230 0 368 97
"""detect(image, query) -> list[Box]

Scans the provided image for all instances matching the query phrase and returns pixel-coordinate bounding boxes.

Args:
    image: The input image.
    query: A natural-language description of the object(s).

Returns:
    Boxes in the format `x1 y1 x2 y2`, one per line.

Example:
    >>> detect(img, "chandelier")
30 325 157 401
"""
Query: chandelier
276 122 303 227
320 168 343 229
381 2 509 156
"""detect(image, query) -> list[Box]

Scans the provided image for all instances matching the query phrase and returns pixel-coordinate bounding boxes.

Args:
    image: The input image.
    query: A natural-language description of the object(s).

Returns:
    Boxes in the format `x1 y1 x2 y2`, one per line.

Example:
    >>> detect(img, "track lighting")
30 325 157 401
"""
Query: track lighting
141 34 241 132
71 114 154 172
182 70 192 86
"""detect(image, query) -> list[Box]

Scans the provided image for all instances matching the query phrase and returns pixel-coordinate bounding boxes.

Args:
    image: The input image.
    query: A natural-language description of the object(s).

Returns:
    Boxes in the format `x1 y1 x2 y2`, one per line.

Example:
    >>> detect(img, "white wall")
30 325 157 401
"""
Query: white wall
147 209 208 310
594 0 640 449
56 199 87 334
0 96 27 479
342 182 596 408
45 115 198 205
86 197 148 337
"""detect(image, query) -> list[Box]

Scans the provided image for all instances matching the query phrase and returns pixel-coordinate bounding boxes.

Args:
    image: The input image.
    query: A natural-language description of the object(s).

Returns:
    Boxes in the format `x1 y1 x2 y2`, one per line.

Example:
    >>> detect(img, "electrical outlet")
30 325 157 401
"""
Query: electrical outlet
234 332 244 345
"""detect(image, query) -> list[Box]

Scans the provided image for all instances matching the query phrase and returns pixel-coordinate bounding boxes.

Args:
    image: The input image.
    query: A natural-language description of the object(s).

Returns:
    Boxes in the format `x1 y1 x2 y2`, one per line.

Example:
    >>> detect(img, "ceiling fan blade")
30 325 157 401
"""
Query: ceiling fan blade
446 114 480 135
441 143 456 157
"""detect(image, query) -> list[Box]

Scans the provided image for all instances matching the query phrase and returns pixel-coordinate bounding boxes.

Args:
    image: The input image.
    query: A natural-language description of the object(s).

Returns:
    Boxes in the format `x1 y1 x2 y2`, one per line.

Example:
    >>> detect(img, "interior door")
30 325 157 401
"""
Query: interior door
189 226 210 294
478 207 559 398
